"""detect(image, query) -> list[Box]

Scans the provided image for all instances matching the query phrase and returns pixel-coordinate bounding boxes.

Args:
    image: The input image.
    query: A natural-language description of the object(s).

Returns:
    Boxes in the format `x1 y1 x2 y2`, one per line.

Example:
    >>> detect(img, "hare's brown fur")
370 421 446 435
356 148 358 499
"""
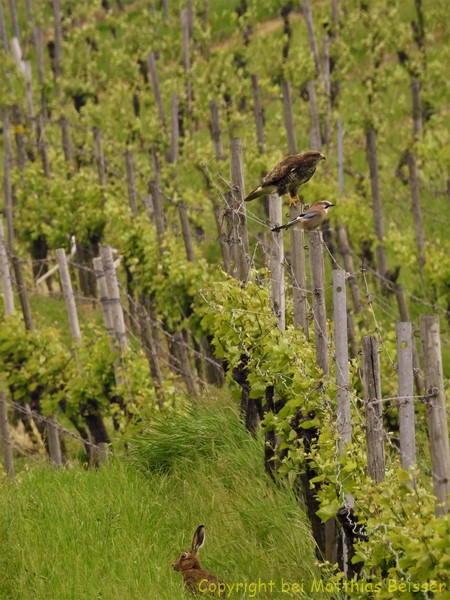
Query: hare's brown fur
173 525 224 595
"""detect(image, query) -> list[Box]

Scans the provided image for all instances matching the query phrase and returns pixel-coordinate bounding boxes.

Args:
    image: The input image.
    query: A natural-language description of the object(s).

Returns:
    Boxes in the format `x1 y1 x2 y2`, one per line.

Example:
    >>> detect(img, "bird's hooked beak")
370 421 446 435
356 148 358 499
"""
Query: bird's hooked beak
320 153 326 161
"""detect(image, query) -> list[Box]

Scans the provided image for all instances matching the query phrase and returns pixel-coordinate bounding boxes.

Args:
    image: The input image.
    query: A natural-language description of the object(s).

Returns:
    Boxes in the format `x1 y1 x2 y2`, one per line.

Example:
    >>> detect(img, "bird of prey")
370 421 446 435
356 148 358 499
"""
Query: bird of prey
244 150 326 205
271 201 334 232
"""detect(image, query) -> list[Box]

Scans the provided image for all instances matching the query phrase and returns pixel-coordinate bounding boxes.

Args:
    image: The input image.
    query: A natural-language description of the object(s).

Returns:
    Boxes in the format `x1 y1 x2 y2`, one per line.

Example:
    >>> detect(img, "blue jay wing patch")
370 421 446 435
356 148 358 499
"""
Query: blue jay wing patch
300 210 319 220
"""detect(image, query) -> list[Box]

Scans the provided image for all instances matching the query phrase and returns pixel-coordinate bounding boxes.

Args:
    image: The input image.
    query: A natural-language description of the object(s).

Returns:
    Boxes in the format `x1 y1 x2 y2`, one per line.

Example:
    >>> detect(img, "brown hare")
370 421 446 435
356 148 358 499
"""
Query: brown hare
173 525 224 595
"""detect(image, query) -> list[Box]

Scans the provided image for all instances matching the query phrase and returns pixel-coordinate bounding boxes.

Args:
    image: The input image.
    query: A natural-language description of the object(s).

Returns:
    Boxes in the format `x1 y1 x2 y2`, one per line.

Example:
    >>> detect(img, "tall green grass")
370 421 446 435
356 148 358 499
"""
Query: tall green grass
0 407 336 599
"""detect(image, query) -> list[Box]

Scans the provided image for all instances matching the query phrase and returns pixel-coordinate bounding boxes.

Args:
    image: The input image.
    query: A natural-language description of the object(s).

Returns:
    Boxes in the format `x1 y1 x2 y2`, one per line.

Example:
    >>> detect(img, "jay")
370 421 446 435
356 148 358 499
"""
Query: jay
271 201 334 232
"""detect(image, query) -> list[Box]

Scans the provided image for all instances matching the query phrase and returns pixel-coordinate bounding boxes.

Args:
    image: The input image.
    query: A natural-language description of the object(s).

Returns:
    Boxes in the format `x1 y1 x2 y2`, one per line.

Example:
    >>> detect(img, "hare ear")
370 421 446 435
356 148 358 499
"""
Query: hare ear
191 525 206 554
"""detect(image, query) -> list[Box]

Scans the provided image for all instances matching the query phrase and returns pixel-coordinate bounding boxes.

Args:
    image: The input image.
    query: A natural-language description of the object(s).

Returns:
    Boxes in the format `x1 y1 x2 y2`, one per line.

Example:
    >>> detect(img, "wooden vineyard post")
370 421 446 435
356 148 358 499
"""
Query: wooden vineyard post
60 116 72 165
335 225 365 329
148 181 166 249
0 391 15 477
268 194 285 332
289 204 309 338
0 219 14 315
125 149 138 217
308 231 329 374
251 74 265 154
213 203 231 274
281 80 297 155
209 100 224 160
395 322 416 474
100 246 128 354
2 109 15 250
93 257 116 344
322 35 332 146
229 138 250 282
333 270 351 453
136 294 164 409
177 201 195 263
46 415 63 467
419 315 450 516
332 269 353 574
51 0 63 87
180 9 192 121
301 0 321 77
2 110 33 330
395 284 423 394
56 248 81 344
408 151 425 283
93 127 106 185
36 113 50 177
337 118 344 193
361 336 385 483
365 128 388 279
147 52 166 131
307 81 322 151
169 93 179 167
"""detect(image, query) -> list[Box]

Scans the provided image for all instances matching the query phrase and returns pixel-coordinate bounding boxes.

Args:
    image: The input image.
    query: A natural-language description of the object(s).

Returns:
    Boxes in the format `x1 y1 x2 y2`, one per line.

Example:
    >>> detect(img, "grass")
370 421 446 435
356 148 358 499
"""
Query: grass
0 404 335 600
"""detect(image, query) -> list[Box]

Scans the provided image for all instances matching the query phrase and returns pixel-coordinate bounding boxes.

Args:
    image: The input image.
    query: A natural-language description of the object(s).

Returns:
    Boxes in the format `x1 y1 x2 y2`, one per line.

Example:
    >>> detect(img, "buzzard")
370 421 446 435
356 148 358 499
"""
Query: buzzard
244 150 325 205
271 201 334 232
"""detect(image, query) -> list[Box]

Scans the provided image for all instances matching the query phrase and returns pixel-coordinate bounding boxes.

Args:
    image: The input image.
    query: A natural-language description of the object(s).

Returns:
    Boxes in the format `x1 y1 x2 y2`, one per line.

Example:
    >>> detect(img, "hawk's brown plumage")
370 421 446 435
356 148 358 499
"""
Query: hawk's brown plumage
244 150 325 205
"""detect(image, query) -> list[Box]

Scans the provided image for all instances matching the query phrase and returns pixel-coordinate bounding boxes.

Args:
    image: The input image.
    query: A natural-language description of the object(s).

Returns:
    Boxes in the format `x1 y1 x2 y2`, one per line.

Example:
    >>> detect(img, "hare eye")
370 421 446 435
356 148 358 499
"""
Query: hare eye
181 552 188 559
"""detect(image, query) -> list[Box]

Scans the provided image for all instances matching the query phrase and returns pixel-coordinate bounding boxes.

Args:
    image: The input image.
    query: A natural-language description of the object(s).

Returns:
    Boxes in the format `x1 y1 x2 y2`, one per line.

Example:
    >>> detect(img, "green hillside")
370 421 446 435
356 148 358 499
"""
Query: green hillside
0 405 331 600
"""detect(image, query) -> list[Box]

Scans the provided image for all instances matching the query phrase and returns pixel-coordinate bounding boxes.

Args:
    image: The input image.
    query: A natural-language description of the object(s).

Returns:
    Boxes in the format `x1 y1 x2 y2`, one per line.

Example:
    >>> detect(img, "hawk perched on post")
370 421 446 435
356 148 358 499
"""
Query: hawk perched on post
244 150 325 205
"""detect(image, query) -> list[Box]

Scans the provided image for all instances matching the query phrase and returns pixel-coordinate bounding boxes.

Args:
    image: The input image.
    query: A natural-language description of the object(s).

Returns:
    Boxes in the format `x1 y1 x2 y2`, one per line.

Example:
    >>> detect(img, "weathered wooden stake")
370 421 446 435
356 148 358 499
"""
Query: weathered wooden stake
395 284 423 394
0 219 14 315
301 0 321 77
209 100 223 160
93 127 106 185
178 200 195 262
419 315 450 516
308 231 329 374
60 116 72 164
147 51 166 130
281 80 297 155
365 128 388 279
322 35 332 146
51 0 63 88
333 270 351 452
335 225 364 319
307 80 322 150
362 336 385 483
213 203 231 274
289 204 309 338
269 194 285 331
136 295 164 408
332 269 353 574
100 246 128 353
46 414 63 467
337 118 344 193
148 180 166 249
229 138 250 282
396 322 416 474
169 93 179 166
0 391 15 477
36 113 50 177
55 248 81 343
408 151 425 282
125 149 138 216
0 0 8 52
8 0 21 41
251 74 265 154
180 9 192 120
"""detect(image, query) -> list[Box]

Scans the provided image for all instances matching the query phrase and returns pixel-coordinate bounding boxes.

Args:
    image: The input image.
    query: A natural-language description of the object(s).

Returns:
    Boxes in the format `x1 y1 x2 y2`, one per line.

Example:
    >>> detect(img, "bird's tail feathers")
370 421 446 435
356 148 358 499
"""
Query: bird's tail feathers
271 217 300 232
244 185 276 202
